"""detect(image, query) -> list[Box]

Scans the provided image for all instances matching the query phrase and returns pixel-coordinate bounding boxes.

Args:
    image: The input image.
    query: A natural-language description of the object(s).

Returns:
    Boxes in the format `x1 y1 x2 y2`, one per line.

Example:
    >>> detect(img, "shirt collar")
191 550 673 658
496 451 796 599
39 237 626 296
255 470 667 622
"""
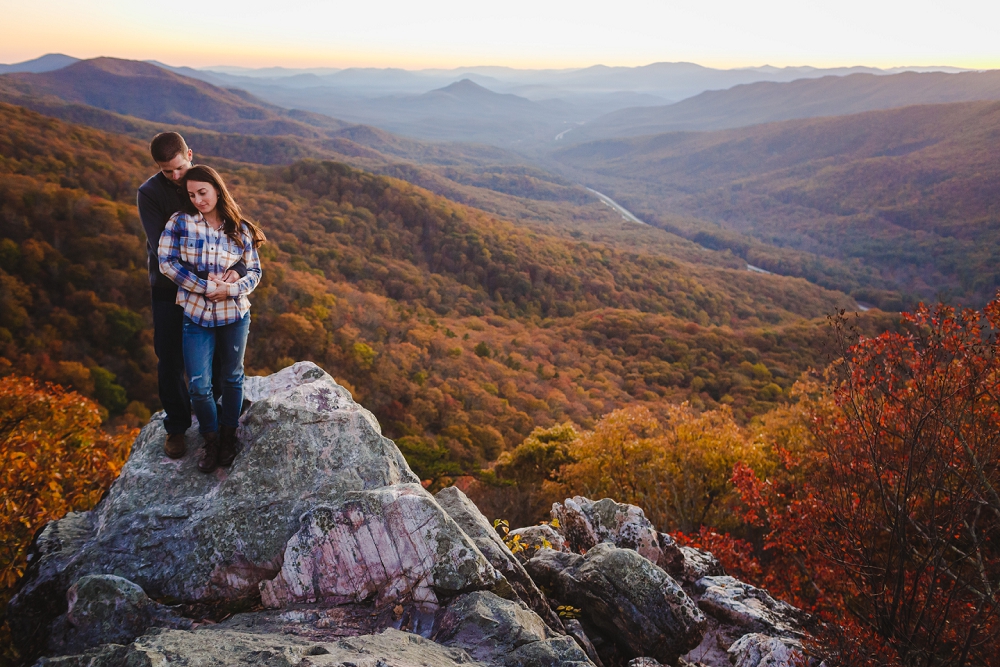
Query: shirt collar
189 211 225 234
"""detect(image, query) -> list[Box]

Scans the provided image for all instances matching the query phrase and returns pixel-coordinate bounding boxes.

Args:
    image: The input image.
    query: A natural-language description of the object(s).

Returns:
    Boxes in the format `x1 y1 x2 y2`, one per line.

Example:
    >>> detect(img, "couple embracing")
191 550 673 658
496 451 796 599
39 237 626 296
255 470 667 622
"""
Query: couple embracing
138 132 266 473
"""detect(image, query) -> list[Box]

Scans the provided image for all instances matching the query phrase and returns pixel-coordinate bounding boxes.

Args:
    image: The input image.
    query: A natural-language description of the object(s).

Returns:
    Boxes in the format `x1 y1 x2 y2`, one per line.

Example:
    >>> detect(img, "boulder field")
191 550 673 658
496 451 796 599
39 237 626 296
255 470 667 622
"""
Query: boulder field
8 363 819 667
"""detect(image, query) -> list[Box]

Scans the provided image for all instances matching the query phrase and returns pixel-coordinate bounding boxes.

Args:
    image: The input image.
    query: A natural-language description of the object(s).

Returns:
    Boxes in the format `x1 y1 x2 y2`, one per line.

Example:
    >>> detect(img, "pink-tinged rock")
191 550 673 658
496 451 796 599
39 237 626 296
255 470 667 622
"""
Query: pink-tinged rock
261 483 502 611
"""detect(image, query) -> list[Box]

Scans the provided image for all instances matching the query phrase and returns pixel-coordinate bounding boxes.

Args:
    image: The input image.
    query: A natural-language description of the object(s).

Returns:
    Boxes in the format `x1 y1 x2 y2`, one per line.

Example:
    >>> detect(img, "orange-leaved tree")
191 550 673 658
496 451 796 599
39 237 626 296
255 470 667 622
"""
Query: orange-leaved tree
0 374 135 663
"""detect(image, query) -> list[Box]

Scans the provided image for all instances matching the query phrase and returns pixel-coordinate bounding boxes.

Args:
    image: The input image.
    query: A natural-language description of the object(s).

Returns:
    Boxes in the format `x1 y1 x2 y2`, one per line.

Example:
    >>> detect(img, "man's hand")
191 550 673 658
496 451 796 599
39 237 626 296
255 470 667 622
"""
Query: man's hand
205 280 231 303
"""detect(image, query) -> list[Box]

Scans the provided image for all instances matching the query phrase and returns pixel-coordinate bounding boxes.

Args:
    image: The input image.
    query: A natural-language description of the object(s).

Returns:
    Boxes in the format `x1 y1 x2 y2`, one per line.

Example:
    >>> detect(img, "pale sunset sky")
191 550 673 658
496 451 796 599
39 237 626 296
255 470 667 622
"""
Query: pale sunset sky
1 0 996 70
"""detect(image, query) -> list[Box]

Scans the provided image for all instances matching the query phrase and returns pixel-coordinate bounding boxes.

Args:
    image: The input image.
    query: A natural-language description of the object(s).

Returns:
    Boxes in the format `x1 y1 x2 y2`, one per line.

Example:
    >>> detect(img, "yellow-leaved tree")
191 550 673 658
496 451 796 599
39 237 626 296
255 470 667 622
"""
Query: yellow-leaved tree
558 404 765 533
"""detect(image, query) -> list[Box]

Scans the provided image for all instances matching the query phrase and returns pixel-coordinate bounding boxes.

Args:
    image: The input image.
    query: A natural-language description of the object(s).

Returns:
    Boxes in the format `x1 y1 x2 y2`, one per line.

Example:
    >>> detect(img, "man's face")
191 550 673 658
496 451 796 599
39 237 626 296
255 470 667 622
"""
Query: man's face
156 149 193 184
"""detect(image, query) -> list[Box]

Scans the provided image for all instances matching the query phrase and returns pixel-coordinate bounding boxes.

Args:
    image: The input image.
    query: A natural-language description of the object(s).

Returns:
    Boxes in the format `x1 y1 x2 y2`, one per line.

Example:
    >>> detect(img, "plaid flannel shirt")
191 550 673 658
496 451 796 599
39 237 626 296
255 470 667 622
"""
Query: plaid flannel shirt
158 211 262 327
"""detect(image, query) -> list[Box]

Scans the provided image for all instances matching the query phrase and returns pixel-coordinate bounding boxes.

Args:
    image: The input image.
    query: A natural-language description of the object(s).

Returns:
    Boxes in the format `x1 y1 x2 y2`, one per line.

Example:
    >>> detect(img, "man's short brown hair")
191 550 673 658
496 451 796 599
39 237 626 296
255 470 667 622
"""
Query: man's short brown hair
149 132 189 163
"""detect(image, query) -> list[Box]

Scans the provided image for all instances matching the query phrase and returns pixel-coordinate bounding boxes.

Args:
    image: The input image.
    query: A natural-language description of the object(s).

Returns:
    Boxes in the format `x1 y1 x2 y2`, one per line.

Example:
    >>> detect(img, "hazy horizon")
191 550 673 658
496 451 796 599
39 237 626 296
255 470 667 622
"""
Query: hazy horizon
0 52 981 76
2 0 998 71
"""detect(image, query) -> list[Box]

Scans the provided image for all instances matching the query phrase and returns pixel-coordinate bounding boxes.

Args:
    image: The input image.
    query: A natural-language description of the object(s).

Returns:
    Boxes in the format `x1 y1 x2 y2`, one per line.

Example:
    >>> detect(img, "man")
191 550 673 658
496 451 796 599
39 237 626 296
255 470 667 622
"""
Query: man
138 132 243 459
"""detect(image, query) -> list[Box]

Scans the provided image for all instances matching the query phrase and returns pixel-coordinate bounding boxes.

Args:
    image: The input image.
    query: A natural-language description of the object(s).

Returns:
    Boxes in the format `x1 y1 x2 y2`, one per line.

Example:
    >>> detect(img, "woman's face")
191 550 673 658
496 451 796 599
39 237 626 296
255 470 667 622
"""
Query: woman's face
187 180 219 216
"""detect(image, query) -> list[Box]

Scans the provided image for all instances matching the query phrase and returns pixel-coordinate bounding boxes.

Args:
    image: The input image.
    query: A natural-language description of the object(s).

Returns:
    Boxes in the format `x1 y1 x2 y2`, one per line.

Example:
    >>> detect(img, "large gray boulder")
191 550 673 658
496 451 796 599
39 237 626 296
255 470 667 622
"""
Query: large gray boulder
8 363 499 658
45 575 192 655
526 543 707 666
435 486 564 632
433 591 594 667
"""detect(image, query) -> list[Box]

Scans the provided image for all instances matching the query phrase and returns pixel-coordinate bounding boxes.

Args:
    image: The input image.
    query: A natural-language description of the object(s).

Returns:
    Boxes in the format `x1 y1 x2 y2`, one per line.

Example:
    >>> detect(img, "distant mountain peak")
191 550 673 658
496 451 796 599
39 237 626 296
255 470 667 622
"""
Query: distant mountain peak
0 53 78 75
435 78 497 96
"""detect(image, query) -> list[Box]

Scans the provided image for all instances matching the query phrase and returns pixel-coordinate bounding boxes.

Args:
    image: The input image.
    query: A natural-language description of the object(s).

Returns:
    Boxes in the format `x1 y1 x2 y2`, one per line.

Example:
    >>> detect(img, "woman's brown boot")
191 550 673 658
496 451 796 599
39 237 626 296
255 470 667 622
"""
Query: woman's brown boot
218 426 238 467
198 432 220 473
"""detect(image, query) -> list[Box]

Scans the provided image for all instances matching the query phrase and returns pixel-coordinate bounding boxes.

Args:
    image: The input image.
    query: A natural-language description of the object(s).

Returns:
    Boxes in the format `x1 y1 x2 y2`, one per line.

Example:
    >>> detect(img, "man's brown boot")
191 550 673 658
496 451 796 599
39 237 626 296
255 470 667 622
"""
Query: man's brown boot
218 426 238 468
165 433 186 459
198 432 220 473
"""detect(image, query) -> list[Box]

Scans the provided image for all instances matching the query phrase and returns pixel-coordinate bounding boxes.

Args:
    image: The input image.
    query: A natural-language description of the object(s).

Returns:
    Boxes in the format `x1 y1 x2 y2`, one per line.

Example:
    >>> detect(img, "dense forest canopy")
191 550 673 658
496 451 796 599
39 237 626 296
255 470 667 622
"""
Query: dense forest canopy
0 102 886 480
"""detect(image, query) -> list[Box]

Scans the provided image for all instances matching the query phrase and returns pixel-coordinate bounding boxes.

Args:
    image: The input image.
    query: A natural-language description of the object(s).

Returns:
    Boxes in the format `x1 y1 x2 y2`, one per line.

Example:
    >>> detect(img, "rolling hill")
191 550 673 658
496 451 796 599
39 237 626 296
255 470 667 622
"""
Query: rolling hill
0 57 351 137
0 101 875 481
552 100 1000 306
0 55 741 268
571 70 1000 141
208 78 582 145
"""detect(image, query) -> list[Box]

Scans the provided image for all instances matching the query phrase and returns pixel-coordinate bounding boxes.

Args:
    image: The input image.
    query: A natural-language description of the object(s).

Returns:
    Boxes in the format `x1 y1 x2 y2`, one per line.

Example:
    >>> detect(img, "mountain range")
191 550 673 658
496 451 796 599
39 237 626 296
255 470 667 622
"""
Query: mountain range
552 100 1000 306
3 54 999 310
568 70 1000 141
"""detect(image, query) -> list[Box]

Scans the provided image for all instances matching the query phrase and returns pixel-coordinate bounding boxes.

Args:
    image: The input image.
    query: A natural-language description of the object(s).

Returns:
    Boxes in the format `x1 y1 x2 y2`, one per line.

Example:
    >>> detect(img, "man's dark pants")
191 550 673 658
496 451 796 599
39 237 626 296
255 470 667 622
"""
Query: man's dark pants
152 297 192 436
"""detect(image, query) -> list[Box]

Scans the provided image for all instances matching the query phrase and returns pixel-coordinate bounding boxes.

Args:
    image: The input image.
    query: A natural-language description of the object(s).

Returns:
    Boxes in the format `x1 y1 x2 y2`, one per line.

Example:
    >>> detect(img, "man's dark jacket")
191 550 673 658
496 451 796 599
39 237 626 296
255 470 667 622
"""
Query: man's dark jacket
137 172 245 298
137 172 187 300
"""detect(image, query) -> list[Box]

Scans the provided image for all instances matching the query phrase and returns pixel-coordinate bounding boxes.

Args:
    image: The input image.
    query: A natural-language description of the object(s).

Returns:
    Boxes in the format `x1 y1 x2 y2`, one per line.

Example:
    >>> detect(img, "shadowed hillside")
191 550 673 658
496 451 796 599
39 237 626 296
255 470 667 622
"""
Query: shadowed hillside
553 100 1000 307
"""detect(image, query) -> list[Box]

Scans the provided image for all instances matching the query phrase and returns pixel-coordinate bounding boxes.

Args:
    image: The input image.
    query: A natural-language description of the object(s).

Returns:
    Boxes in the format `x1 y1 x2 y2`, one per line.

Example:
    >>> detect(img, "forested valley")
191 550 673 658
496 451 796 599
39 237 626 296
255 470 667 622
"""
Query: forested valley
2 94 997 666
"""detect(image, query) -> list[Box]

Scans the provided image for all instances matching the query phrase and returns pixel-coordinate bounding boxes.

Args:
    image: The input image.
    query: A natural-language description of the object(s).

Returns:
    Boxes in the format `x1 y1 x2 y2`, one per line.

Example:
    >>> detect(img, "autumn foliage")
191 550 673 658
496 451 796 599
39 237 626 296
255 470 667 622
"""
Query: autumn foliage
706 304 1000 666
0 375 134 659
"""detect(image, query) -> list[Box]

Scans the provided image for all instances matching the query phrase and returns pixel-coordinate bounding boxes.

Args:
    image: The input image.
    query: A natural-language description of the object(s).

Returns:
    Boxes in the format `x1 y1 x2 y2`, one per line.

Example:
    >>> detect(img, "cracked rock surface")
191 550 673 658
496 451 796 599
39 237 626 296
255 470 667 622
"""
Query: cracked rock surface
11 364 814 667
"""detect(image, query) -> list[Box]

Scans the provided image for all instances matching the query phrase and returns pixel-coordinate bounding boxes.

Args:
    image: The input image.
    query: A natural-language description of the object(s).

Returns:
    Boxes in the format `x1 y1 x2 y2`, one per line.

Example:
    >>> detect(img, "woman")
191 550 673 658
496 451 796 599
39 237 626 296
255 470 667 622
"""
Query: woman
158 165 265 473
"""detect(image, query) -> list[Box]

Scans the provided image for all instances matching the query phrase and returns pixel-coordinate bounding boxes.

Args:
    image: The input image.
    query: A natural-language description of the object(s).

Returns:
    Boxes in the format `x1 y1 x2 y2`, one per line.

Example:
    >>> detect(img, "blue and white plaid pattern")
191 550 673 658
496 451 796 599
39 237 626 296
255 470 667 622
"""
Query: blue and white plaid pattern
158 211 261 327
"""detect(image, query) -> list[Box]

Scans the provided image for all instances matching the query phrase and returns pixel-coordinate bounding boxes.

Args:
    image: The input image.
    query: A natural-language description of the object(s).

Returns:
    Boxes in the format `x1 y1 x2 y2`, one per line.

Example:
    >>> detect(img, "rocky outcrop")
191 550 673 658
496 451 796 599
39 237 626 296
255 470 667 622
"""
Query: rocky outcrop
694 576 805 638
434 486 564 631
433 591 592 667
11 363 815 667
537 496 816 667
527 544 707 665
9 364 527 665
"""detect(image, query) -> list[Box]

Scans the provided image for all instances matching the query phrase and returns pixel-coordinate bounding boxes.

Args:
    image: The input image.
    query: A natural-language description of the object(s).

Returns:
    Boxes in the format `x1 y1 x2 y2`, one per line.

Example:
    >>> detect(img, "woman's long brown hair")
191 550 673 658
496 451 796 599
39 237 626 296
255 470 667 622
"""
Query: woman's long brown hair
182 165 267 248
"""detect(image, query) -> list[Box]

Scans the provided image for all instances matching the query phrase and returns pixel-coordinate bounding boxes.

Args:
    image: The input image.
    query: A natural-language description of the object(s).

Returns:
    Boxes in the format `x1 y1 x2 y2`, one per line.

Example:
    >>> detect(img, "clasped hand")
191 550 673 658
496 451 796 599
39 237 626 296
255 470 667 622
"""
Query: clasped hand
205 269 239 303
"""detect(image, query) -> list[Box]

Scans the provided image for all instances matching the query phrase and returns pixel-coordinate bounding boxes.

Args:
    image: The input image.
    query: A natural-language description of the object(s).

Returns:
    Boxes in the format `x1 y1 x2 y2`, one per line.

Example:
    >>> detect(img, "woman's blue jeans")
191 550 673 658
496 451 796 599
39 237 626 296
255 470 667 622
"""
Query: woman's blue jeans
182 313 250 434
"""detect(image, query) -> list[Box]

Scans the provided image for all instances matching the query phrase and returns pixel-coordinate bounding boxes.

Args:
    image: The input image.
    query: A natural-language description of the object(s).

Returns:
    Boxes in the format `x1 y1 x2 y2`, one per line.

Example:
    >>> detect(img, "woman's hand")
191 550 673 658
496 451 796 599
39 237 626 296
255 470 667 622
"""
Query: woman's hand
208 270 241 283
205 280 231 303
